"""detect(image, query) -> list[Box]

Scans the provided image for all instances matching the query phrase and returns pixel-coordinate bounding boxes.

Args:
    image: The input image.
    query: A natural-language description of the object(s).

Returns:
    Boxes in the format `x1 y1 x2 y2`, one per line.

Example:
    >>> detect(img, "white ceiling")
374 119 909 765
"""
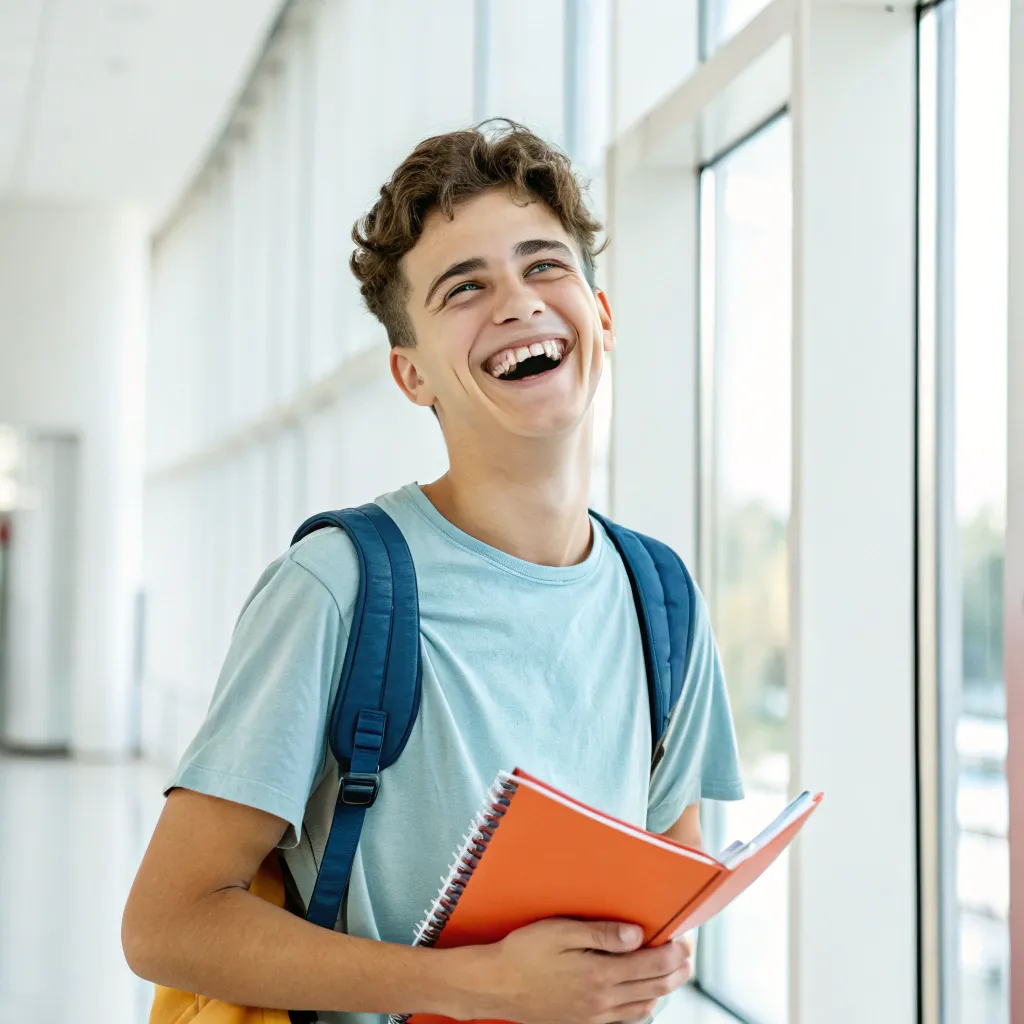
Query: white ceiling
0 0 286 224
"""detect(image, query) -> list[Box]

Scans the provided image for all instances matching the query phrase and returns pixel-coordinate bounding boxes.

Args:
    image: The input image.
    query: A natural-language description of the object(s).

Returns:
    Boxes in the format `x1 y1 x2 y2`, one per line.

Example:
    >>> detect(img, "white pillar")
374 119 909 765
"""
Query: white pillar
4 433 78 749
606 164 700 562
0 201 147 756
789 4 919 1022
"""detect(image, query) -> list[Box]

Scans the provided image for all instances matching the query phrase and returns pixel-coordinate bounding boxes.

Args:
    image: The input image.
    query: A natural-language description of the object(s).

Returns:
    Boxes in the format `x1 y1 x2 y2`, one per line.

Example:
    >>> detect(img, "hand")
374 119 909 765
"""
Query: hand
453 918 695 1024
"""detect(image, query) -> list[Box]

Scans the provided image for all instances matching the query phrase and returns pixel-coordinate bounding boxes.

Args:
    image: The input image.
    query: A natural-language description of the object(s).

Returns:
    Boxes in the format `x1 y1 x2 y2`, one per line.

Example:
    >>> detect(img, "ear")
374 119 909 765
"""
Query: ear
594 288 615 352
390 348 437 408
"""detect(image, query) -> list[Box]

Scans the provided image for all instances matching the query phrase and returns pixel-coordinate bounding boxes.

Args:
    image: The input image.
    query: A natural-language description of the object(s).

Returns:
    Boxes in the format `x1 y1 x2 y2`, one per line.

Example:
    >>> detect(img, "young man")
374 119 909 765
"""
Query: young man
123 121 744 1024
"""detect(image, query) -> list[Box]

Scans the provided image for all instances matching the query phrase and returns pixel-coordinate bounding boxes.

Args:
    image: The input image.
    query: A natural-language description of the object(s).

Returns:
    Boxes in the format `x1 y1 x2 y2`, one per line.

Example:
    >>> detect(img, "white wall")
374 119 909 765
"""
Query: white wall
0 200 147 755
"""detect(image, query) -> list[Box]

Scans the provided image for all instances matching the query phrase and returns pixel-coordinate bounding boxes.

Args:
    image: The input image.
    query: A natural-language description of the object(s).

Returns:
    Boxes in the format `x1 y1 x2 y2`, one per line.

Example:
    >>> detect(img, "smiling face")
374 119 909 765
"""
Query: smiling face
391 188 615 443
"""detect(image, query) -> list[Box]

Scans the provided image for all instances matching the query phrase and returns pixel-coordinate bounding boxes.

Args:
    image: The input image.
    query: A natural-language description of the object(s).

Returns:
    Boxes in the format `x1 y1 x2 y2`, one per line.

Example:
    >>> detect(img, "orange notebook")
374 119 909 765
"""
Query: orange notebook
392 768 822 1024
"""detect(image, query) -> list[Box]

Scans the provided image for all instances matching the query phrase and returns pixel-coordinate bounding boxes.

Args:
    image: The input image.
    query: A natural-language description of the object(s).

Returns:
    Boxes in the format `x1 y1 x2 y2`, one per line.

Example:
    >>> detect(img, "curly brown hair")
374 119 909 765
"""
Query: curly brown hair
350 119 605 349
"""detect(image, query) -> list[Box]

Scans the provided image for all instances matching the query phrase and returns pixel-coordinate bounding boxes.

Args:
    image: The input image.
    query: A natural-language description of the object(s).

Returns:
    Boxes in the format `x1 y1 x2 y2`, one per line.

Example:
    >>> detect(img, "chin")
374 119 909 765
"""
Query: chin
503 402 593 440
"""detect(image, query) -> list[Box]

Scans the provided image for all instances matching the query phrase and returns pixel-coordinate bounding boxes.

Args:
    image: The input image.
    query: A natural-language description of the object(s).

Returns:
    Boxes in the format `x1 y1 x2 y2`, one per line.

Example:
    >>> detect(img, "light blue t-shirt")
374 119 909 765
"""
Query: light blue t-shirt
169 483 744 1024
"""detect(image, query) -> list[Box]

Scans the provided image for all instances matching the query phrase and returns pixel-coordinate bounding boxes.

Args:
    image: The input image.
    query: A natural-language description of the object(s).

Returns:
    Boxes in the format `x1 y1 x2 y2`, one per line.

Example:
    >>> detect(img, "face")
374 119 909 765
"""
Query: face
391 188 614 442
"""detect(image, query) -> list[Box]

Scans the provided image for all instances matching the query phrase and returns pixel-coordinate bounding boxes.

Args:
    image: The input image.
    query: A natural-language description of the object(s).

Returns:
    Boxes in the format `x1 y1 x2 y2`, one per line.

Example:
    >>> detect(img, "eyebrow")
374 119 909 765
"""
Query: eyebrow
423 239 577 308
424 256 487 308
513 238 576 262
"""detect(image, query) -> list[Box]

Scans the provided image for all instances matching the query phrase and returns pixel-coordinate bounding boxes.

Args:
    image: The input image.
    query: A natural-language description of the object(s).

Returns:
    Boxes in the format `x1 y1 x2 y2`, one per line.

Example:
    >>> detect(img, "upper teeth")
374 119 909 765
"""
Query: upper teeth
488 339 566 377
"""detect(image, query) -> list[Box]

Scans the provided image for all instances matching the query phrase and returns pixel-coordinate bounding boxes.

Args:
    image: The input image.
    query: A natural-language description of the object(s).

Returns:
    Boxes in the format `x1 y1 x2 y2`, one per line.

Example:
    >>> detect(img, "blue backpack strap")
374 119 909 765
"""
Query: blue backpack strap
289 504 422 930
590 513 696 755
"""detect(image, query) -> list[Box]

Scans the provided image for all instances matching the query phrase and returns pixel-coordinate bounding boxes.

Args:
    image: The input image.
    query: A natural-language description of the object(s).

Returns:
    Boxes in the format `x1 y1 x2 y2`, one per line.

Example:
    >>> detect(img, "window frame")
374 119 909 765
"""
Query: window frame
1007 3 1024 1022
916 4 962 1021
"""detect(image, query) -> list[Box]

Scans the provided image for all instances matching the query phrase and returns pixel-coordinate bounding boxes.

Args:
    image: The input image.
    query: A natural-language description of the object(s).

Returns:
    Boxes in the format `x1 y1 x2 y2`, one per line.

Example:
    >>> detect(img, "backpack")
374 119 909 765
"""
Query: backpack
149 502 697 1024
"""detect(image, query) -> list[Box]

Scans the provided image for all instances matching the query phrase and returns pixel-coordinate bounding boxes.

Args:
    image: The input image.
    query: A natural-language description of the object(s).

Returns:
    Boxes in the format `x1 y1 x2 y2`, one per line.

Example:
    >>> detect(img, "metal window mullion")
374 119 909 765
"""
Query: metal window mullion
915 7 944 1024
933 7 963 1024
1003 1 1024 1021
694 164 723 994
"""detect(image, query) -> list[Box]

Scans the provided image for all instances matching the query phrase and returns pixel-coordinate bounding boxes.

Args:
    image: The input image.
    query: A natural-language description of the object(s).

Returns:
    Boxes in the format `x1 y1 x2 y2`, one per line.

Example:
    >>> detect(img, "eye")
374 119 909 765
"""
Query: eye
527 260 560 275
443 281 481 304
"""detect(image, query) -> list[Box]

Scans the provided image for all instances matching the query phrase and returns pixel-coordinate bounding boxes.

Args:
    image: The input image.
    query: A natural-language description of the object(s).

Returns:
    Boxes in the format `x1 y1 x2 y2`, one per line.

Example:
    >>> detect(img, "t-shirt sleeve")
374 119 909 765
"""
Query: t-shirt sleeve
646 583 745 834
165 545 352 848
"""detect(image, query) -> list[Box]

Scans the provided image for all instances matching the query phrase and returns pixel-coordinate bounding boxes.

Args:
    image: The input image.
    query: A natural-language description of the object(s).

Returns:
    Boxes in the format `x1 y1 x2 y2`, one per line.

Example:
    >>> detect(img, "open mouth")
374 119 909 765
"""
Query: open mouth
483 338 569 382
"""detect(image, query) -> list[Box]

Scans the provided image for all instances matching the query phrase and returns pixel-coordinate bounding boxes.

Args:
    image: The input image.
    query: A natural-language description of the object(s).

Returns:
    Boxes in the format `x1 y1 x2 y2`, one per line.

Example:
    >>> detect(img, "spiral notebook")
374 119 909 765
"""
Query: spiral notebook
391 768 822 1024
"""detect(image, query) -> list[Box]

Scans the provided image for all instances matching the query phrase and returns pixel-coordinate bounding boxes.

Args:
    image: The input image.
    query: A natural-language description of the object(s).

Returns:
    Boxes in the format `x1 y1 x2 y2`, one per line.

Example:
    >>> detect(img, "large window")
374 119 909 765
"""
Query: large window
697 114 792 1024
920 2 1010 1022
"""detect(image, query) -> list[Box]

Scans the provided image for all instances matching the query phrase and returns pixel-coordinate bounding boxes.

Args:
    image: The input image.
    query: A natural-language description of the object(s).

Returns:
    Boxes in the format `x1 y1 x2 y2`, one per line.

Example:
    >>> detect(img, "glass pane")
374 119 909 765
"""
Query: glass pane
698 115 792 1024
948 1 1010 1020
701 0 773 58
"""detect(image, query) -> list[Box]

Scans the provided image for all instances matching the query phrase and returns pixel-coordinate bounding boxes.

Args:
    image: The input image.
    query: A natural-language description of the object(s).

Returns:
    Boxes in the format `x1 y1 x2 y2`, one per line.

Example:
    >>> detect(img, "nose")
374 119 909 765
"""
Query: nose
492 271 545 324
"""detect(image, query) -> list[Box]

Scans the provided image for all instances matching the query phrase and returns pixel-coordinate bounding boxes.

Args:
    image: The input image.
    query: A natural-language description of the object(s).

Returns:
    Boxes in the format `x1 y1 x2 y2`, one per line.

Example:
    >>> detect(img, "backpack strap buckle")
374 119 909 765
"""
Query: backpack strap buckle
339 708 387 806
340 771 380 806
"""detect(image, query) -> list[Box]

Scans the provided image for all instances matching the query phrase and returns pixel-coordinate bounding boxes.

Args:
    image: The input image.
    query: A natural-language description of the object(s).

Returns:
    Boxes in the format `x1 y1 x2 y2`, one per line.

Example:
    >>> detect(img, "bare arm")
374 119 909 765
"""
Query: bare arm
123 789 692 1023
122 788 465 1015
661 803 702 850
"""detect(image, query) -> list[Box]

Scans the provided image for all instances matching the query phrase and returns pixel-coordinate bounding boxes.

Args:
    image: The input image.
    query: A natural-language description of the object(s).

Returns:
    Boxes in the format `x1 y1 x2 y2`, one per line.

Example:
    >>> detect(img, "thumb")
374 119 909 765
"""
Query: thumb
579 920 646 953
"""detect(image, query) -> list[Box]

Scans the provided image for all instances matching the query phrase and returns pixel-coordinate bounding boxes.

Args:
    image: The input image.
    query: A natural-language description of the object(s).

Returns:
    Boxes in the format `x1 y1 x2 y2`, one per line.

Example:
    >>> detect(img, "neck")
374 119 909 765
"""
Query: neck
421 415 596 567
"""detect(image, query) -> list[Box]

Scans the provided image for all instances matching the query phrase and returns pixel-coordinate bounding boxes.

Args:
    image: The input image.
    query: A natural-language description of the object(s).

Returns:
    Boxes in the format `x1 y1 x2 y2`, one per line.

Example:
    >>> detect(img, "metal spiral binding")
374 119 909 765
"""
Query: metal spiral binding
388 774 518 1024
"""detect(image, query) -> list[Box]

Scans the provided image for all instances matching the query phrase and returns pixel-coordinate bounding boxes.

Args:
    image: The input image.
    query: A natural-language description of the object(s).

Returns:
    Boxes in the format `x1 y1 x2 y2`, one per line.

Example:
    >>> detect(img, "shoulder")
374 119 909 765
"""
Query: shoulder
231 527 359 633
277 491 424 614
279 526 361 619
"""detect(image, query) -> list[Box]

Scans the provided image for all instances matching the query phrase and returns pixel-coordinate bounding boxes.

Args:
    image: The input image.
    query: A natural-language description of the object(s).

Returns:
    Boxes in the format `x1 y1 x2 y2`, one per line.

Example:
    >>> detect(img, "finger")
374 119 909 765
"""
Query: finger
614 960 695 1004
555 918 645 954
606 943 690 984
